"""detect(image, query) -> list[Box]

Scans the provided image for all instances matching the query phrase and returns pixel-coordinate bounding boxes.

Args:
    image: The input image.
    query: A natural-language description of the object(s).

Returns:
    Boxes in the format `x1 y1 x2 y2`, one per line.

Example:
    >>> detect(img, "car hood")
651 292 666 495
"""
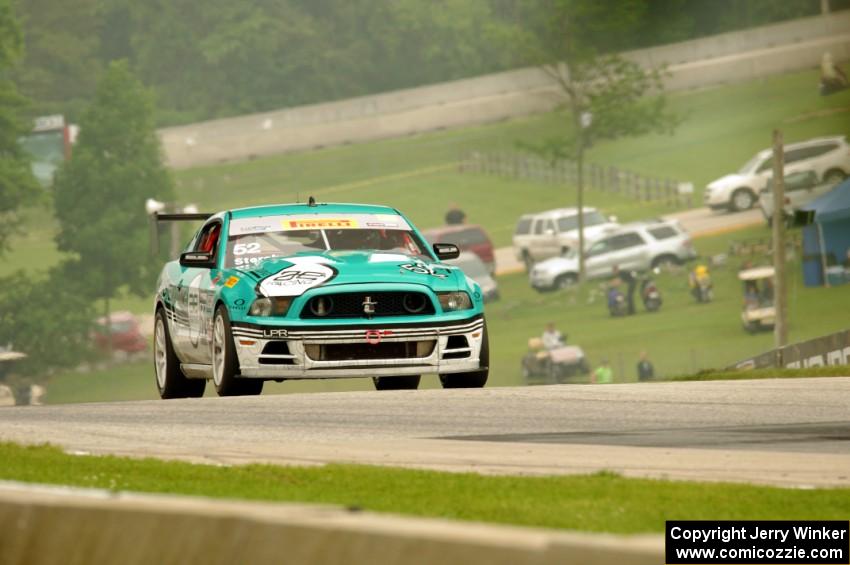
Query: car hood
237 251 464 297
707 173 750 189
533 255 578 274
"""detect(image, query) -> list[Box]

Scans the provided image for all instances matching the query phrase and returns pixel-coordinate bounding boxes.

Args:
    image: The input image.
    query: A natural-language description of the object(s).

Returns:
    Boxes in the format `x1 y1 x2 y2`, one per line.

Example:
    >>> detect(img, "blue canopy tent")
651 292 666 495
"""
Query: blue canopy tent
800 178 850 287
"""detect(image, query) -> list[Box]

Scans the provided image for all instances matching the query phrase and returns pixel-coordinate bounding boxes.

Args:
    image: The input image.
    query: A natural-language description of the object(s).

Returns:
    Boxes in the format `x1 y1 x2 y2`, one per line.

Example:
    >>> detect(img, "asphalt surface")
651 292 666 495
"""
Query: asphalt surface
2 377 848 487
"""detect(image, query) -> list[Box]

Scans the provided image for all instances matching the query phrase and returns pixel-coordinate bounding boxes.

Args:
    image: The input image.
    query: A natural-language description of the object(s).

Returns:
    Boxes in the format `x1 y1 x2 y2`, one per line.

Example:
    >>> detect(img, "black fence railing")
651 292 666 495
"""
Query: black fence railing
458 151 693 207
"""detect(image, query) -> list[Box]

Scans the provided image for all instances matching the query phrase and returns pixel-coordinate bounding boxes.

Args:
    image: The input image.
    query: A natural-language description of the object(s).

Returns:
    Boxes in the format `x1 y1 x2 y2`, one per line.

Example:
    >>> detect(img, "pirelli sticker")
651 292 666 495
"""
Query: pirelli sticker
224 276 240 288
283 218 358 230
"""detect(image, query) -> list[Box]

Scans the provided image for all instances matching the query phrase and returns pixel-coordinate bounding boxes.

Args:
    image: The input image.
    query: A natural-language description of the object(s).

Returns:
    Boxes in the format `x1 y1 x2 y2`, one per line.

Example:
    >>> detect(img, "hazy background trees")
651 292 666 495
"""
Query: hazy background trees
12 0 847 127
54 60 176 352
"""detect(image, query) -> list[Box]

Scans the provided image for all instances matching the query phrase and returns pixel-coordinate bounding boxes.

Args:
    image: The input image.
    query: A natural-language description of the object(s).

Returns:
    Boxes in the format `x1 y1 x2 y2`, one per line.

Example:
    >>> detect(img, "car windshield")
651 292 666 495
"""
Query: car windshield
226 214 430 269
556 210 606 232
738 153 766 175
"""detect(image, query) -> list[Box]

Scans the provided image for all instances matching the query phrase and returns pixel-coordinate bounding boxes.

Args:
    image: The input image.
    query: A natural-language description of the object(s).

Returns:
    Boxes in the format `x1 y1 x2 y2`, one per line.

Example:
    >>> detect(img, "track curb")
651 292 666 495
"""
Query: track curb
0 481 663 565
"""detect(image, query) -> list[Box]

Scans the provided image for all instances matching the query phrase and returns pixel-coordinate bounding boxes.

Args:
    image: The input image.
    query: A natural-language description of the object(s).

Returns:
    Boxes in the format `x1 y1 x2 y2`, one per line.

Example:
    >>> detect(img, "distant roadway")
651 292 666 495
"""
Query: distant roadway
495 207 764 275
1 377 848 487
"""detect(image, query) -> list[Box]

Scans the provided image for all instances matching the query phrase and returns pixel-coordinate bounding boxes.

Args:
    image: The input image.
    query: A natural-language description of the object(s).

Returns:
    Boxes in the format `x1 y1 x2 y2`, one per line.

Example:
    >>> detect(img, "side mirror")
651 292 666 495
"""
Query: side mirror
180 251 216 269
433 243 460 261
544 228 556 237
608 215 618 223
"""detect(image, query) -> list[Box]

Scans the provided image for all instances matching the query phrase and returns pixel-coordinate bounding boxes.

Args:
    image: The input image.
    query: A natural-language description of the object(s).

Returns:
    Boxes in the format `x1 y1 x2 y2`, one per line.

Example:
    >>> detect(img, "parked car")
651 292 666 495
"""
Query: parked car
704 136 850 212
447 252 499 302
758 170 839 225
153 202 489 398
93 311 148 354
513 207 619 268
422 224 495 274
529 219 696 290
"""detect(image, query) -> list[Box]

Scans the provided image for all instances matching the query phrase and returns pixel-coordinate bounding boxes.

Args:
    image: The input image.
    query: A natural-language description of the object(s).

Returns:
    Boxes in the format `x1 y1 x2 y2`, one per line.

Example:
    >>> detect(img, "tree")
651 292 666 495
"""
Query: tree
53 61 175 353
520 0 678 280
0 0 40 254
0 267 93 381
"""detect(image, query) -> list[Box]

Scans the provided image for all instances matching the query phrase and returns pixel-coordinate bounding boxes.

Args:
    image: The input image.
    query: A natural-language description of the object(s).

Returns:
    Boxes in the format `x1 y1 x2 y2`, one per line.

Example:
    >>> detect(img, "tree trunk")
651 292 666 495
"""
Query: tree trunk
771 129 788 349
576 143 585 282
104 295 113 360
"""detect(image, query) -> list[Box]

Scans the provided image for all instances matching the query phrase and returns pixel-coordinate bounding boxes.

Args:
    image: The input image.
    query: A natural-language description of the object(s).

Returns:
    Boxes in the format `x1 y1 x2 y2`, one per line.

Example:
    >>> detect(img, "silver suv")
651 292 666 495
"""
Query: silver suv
704 135 850 212
529 220 697 290
513 207 619 268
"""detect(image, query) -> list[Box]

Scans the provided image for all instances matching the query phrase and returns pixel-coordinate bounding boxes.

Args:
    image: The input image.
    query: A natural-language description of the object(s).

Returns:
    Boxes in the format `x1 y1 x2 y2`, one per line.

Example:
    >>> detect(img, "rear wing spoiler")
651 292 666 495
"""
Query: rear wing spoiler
149 212 214 255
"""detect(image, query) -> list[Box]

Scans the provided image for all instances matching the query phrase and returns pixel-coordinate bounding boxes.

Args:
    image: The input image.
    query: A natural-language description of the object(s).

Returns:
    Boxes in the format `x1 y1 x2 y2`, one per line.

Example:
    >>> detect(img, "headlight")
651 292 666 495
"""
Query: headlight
437 291 472 311
249 297 292 317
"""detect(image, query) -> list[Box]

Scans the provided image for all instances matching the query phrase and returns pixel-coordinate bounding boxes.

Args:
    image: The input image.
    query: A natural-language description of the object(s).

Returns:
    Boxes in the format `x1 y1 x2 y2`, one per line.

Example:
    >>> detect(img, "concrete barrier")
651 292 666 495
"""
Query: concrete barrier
159 12 850 169
0 481 663 565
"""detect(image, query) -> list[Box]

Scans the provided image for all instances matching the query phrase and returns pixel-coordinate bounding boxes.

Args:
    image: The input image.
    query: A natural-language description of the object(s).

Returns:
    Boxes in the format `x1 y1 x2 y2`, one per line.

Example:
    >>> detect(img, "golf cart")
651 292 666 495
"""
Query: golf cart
521 337 590 384
739 266 776 333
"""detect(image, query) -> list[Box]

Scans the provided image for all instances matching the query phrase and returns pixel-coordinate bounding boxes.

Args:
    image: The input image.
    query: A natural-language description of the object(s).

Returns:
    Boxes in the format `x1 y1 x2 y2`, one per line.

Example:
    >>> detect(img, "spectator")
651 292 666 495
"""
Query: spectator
445 203 466 225
541 322 565 350
612 265 636 315
636 351 654 381
820 52 848 95
592 359 613 384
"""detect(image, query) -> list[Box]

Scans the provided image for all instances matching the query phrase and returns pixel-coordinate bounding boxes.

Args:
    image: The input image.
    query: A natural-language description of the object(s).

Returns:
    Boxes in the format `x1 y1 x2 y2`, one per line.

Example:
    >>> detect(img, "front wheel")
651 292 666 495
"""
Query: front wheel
154 309 206 399
823 169 847 186
651 255 680 270
554 274 577 290
212 306 263 397
440 324 489 389
730 188 756 212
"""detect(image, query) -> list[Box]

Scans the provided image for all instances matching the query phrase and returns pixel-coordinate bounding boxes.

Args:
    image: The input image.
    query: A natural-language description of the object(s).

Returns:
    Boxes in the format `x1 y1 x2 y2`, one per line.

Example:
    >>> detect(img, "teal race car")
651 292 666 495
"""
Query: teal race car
153 201 489 398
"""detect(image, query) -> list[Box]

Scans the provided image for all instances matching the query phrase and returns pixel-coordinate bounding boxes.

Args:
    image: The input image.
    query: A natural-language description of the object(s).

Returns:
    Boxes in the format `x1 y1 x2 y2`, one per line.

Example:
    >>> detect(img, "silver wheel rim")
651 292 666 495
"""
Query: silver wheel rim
154 317 167 389
734 191 751 210
213 314 226 386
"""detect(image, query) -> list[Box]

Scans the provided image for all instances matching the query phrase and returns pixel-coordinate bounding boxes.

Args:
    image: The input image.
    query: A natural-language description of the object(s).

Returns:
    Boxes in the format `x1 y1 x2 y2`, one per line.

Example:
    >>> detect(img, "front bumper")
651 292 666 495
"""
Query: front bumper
231 316 485 379
704 187 730 207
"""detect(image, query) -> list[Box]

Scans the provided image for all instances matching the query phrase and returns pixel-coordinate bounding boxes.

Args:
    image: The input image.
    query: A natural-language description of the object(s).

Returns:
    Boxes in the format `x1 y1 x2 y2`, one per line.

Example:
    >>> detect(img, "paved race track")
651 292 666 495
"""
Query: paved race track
1 378 848 487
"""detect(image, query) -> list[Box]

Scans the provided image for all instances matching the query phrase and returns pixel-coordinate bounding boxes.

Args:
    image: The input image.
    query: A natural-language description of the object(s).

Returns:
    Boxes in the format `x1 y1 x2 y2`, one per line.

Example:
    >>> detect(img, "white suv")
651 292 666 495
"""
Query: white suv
513 207 619 268
529 220 696 290
704 136 850 212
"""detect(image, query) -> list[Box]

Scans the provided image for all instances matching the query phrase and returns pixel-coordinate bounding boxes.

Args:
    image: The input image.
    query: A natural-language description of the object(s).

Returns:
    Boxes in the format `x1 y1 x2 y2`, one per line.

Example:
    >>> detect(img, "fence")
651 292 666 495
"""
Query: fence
730 328 850 370
727 233 802 259
458 151 693 207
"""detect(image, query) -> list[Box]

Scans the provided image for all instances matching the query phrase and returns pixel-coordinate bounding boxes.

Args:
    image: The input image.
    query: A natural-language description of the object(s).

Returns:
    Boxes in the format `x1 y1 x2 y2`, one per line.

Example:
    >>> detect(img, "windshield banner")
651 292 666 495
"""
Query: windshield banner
229 214 411 235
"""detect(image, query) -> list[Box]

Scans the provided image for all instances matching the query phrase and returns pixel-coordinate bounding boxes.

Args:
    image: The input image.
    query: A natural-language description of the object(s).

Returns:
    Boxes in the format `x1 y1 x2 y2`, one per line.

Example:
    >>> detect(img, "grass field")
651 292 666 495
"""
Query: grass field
2 442 849 533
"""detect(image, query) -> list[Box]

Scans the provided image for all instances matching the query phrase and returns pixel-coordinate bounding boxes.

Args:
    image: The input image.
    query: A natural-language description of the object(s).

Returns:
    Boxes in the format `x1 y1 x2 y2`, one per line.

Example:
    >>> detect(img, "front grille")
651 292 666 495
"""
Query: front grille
304 340 436 361
259 341 294 365
300 292 435 319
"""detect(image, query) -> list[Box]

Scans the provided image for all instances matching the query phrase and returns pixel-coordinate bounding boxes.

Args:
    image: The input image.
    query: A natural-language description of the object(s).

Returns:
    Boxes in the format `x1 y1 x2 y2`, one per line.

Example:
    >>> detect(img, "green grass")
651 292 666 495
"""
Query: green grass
2 442 849 533
675 366 850 381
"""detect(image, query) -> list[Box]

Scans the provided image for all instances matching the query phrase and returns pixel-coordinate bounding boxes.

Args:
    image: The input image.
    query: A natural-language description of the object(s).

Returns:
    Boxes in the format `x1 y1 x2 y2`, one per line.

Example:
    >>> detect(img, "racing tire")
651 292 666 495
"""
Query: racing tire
154 308 206 399
372 375 421 390
212 305 264 397
730 188 756 212
439 323 489 389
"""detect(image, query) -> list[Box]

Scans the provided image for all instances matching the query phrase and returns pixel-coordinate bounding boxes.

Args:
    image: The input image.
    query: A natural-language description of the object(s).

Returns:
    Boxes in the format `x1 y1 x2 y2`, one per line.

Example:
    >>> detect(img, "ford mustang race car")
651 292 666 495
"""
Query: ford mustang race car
153 201 489 398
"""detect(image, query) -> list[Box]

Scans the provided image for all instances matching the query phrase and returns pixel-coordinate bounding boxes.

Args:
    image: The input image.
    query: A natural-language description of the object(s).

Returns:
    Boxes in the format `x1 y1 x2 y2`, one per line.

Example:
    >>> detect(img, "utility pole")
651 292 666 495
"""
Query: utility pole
771 129 788 349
